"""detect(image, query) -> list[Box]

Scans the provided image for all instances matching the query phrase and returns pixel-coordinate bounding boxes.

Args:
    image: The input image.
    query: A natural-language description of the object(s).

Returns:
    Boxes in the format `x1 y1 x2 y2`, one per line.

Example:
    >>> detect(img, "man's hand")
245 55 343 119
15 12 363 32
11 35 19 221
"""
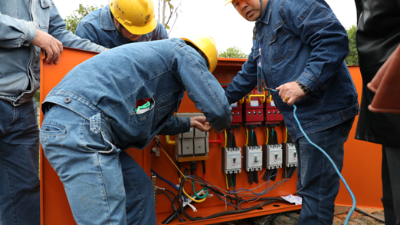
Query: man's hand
31 29 63 64
190 116 211 132
276 81 306 106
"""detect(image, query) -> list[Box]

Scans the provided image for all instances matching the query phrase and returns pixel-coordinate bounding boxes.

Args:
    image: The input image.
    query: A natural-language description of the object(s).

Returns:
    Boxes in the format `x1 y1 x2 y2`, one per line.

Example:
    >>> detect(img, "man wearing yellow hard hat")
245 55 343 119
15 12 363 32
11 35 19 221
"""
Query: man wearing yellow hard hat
224 0 359 224
40 35 229 225
75 0 168 48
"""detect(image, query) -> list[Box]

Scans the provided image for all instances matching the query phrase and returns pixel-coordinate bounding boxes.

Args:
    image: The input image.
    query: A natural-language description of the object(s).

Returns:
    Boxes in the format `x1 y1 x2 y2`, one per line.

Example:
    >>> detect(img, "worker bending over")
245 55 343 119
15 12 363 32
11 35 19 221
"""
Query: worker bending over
76 0 168 48
224 0 359 224
40 35 231 225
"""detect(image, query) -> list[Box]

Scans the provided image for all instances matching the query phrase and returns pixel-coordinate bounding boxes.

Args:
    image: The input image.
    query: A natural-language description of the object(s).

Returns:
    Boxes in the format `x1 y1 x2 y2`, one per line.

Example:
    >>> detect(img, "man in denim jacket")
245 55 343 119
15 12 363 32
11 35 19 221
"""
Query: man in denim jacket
40 36 231 225
0 1 107 225
225 0 359 223
75 0 168 48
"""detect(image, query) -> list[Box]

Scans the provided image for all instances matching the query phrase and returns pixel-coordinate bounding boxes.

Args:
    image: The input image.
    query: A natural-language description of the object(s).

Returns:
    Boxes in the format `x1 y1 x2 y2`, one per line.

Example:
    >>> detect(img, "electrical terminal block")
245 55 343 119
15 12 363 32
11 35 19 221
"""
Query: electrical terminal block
282 143 297 167
263 144 283 170
243 145 263 172
221 147 242 174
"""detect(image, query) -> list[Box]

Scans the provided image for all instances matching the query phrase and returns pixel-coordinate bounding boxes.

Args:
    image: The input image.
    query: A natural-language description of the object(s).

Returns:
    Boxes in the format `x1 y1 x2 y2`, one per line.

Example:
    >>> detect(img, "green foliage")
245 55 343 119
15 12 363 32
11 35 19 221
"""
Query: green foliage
345 25 359 66
34 89 40 104
64 4 102 33
219 46 248 59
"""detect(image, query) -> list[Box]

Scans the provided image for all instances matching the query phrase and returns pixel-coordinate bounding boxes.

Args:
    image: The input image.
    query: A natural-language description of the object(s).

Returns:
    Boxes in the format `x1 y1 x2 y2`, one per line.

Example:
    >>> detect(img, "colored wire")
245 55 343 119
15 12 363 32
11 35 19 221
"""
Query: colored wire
159 145 186 178
151 169 179 191
192 180 209 199
224 174 229 190
245 128 249 146
179 178 207 203
285 127 288 143
224 130 228 148
265 127 269 145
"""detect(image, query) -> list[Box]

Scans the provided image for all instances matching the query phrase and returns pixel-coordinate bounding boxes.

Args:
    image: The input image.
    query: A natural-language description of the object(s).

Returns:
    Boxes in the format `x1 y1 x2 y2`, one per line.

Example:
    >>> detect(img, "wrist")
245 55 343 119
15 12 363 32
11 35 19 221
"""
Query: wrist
296 81 311 95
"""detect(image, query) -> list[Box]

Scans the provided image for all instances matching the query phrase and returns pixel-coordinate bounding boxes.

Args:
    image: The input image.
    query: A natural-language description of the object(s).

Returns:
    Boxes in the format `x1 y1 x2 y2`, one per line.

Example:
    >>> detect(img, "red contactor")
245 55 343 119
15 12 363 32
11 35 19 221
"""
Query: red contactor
243 95 265 127
230 99 243 128
265 95 283 126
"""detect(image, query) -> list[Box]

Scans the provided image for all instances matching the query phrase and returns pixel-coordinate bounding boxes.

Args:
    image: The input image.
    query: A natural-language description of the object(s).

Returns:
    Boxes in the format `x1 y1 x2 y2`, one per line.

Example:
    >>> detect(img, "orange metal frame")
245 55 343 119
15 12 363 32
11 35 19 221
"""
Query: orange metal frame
40 48 382 225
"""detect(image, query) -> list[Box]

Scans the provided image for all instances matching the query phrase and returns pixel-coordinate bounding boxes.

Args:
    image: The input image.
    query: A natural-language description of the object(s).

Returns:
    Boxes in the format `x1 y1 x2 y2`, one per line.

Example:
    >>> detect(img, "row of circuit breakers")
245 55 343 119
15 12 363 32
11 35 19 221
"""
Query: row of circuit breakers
172 93 297 176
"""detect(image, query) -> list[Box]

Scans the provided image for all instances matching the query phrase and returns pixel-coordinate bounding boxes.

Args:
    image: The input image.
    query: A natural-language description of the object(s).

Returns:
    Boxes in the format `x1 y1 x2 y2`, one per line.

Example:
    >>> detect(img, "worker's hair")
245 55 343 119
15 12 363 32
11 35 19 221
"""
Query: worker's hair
185 41 210 70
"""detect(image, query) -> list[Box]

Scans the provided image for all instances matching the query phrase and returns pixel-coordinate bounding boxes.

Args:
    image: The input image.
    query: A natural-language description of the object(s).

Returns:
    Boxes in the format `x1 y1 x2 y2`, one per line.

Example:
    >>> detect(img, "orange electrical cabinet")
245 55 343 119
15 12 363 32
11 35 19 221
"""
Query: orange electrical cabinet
40 48 382 225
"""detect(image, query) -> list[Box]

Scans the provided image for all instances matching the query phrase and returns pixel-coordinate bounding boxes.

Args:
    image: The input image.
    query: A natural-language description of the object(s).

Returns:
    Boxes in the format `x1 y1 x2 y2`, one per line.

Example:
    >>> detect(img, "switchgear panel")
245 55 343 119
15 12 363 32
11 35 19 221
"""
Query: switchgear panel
230 101 243 127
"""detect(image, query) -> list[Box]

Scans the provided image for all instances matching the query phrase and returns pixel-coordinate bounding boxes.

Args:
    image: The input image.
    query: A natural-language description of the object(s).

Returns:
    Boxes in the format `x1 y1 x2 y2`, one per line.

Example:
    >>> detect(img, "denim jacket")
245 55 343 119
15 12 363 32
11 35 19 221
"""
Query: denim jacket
75 4 169 48
0 0 107 106
43 39 232 150
225 0 359 141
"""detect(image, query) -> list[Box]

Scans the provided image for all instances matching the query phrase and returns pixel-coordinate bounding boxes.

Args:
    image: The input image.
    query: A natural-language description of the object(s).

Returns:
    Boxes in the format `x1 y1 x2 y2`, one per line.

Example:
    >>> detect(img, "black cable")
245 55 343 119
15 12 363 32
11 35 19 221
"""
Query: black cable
157 190 185 223
178 169 287 221
355 208 385 223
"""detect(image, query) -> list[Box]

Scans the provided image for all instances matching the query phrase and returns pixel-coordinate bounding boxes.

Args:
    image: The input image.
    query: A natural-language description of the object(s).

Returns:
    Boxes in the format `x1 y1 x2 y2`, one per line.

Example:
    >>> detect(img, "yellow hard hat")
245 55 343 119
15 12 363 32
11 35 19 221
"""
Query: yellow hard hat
181 35 218 73
225 0 234 5
110 0 157 35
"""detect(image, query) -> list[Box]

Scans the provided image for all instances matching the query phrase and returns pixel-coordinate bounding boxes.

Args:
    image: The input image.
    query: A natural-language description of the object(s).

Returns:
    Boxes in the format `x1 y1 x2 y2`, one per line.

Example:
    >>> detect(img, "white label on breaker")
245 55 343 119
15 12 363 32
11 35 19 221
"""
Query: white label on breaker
251 100 259 107
271 100 275 107
231 102 238 107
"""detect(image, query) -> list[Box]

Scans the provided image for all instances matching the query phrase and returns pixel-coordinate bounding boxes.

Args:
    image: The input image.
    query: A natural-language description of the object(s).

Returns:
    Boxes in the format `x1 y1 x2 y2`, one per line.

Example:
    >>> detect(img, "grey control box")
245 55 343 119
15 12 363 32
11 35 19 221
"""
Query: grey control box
174 113 209 158
221 147 242 174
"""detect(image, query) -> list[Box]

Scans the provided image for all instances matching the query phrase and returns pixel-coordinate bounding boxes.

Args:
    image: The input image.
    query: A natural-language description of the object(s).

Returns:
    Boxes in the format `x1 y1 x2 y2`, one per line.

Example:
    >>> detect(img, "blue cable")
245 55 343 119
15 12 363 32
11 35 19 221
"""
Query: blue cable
150 169 187 202
270 89 356 225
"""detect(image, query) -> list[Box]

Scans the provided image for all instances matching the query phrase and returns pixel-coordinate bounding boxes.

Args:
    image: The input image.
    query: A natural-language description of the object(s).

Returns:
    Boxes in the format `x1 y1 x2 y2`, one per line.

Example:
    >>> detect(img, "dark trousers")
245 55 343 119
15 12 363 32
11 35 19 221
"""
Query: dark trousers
382 145 400 225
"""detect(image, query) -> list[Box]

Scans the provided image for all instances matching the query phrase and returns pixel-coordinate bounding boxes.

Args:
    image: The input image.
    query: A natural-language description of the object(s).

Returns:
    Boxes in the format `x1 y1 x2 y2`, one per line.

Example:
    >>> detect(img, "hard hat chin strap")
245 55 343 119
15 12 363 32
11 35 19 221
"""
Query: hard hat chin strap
259 0 263 20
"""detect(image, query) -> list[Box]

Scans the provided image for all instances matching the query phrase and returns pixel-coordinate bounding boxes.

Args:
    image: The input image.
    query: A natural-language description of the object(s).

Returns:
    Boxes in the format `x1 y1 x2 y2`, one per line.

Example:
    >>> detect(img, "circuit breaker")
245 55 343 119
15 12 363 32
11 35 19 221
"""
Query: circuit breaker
243 95 265 127
263 144 283 170
230 101 243 128
174 113 209 161
282 143 297 167
265 97 283 126
243 146 263 172
221 147 242 174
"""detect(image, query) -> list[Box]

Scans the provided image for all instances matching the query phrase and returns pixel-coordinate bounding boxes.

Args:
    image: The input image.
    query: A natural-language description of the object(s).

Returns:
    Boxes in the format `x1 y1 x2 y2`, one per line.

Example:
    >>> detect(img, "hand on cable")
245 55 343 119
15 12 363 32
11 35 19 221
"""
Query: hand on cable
190 116 211 132
276 81 306 106
31 29 63 65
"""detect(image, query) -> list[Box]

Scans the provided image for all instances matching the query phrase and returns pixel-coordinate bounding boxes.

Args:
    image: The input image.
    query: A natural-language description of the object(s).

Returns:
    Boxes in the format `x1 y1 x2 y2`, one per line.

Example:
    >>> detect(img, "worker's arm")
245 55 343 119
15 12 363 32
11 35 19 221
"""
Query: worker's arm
225 40 258 104
48 3 107 53
282 0 349 93
173 46 232 131
0 12 37 48
158 116 211 135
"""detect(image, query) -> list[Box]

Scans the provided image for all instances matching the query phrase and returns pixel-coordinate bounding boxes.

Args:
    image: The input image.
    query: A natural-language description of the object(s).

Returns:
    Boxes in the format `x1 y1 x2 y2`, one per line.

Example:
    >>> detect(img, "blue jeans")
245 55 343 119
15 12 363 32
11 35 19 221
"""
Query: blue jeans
40 105 156 225
0 99 40 225
295 118 354 225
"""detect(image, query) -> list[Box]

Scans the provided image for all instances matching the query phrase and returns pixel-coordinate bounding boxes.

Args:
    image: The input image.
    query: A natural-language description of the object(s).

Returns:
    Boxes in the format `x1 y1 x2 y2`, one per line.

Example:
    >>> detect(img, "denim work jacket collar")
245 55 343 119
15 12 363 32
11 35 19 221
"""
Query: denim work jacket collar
100 4 115 31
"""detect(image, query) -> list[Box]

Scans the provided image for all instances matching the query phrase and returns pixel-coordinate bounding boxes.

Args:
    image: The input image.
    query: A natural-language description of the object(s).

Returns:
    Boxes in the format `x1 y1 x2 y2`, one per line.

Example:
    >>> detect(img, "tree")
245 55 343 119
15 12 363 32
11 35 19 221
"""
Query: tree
219 46 248 59
157 0 182 34
64 4 103 33
345 25 358 66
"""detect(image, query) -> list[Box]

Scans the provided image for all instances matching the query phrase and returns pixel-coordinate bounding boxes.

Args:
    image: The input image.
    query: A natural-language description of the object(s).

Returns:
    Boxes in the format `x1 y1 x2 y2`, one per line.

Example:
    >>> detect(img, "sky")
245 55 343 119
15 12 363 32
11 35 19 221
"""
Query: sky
53 0 357 54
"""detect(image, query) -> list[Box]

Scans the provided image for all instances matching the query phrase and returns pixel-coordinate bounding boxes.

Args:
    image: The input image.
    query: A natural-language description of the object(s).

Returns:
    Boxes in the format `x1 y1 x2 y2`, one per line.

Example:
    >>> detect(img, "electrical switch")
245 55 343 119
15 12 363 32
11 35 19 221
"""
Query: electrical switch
265 97 284 126
263 144 283 170
222 147 242 174
282 143 298 167
243 145 263 172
